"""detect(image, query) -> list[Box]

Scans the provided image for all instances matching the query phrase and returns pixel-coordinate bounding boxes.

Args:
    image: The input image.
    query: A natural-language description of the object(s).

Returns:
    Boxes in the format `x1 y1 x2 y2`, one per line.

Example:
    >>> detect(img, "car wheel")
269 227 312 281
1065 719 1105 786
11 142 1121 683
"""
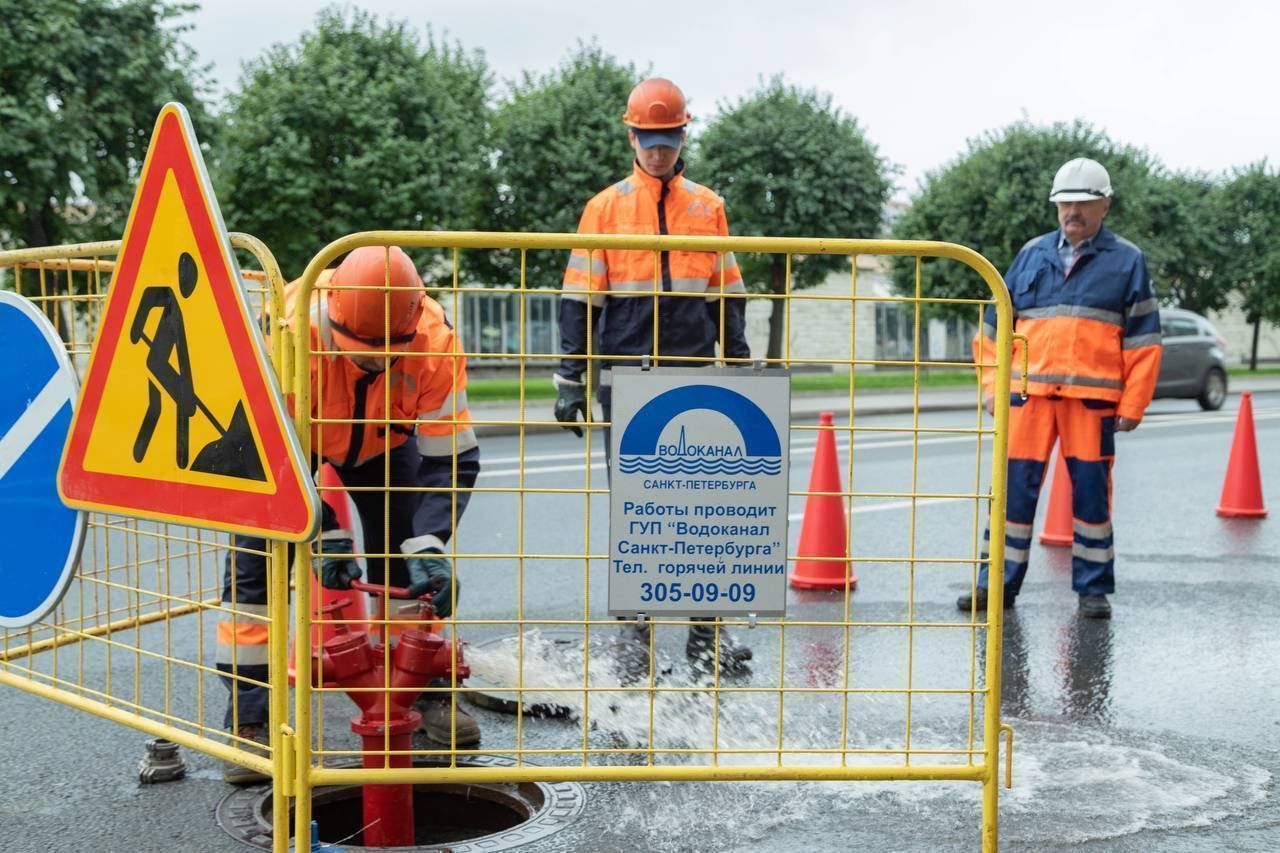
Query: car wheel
1198 368 1227 411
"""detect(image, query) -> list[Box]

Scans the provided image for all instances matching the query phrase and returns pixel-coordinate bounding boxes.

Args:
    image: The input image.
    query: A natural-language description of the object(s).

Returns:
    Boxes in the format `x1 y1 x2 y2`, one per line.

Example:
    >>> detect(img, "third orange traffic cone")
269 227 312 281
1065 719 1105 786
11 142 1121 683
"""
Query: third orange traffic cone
790 412 857 590
1039 448 1073 546
1217 391 1267 518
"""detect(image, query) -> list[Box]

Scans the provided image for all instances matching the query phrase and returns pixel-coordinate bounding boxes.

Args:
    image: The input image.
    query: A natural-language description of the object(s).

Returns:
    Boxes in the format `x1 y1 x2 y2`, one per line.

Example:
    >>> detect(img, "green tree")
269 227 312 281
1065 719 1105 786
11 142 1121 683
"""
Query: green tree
1221 162 1280 369
1140 173 1232 316
891 121 1165 314
483 43 639 288
218 8 491 277
0 0 211 252
695 77 892 360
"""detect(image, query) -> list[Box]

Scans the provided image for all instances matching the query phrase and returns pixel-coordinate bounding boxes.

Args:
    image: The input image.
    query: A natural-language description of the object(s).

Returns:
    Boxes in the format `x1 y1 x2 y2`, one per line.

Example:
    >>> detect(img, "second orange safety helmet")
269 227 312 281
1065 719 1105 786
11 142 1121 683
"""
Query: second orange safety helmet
622 78 691 129
326 246 425 353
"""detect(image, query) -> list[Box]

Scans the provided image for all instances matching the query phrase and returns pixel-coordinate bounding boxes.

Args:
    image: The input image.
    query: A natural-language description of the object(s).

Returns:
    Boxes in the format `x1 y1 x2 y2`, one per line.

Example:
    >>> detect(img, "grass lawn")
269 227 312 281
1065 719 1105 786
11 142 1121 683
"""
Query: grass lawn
1228 365 1280 376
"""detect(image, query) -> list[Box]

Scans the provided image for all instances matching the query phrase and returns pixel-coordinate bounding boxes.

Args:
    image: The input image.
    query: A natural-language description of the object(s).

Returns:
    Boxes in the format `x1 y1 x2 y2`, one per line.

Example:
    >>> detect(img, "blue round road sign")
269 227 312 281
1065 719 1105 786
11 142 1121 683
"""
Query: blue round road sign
0 291 85 628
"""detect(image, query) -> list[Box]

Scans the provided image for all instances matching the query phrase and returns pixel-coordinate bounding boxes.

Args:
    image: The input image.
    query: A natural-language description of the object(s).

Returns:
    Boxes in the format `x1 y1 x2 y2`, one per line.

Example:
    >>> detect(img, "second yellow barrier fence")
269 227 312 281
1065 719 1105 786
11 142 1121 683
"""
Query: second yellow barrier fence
0 228 1016 851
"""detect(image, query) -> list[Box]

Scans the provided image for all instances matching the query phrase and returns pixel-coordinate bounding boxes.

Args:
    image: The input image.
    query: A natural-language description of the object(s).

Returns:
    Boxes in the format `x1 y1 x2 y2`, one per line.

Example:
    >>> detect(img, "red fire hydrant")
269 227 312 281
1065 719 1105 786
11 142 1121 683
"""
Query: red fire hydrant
312 580 469 848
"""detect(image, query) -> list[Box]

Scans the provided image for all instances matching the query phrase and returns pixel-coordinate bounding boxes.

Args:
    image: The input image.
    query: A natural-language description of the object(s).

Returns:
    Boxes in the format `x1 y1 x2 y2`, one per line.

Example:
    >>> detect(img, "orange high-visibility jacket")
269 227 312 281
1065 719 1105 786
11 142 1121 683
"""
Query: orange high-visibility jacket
280 277 477 468
975 227 1163 421
559 161 748 377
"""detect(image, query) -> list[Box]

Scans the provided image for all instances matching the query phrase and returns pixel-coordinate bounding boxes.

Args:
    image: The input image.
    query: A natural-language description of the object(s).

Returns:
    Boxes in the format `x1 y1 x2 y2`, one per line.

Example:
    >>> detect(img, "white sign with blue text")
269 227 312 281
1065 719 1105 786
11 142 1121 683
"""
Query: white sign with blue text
0 291 86 628
609 367 790 616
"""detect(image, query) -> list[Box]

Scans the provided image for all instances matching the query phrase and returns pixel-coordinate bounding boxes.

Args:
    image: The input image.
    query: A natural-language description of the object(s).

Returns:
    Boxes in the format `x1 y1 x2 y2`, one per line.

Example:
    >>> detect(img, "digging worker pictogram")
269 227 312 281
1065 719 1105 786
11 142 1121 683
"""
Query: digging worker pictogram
962 158 1163 620
129 251 265 481
217 246 481 784
555 77 754 676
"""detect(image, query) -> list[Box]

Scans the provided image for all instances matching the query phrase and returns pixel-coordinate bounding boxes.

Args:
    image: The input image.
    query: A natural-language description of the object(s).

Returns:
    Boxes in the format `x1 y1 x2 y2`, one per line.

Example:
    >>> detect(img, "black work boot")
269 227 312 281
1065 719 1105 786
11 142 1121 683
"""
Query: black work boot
1078 594 1112 619
956 587 1017 612
686 623 752 676
610 619 653 684
417 696 481 747
222 724 270 785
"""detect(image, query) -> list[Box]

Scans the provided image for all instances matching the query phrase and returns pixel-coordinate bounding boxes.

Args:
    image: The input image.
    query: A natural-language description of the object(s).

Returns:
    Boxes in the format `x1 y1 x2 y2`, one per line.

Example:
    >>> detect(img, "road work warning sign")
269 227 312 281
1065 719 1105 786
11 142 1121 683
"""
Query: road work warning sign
608 367 791 617
59 103 318 541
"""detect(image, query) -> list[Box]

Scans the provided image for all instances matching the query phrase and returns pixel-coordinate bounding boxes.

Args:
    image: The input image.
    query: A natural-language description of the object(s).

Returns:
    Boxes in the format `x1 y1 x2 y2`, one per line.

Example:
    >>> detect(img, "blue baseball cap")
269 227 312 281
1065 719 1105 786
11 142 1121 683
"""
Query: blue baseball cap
632 126 685 150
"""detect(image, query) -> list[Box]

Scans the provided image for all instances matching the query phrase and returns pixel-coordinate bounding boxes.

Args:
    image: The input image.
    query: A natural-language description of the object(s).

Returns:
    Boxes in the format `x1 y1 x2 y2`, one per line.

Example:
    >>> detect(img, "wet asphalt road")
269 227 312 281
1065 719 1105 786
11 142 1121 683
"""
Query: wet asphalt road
1 390 1277 852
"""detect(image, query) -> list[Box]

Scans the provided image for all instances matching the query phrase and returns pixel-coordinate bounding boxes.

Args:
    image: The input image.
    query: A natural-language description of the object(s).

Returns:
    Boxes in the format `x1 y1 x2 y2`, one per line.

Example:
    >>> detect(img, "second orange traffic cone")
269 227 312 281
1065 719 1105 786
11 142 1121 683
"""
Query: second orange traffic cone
1039 448 1073 546
790 412 857 590
1217 391 1268 518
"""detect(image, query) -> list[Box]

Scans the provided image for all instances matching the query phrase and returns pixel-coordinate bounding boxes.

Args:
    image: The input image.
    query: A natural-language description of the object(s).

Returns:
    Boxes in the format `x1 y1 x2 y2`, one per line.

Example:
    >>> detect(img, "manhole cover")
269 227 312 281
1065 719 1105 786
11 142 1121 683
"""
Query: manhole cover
216 755 585 852
462 627 651 717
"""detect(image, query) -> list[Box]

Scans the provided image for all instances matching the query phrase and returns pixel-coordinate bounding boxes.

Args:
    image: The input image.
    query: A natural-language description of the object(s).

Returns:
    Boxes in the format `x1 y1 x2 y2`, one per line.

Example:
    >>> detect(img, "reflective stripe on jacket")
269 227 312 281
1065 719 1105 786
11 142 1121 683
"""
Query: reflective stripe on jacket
559 160 749 379
974 226 1162 421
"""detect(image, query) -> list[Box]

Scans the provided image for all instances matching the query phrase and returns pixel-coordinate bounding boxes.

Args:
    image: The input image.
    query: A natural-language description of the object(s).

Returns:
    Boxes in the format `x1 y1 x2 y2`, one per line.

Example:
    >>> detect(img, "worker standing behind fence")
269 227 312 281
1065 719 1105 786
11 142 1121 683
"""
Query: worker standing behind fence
961 158 1162 621
553 77 753 676
217 246 481 784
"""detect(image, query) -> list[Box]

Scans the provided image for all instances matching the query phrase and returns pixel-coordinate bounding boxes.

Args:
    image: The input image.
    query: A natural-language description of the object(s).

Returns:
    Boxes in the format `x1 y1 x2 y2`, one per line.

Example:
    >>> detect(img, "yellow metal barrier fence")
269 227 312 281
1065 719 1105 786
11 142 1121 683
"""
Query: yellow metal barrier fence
0 230 1015 851
290 232 1015 851
0 235 295 848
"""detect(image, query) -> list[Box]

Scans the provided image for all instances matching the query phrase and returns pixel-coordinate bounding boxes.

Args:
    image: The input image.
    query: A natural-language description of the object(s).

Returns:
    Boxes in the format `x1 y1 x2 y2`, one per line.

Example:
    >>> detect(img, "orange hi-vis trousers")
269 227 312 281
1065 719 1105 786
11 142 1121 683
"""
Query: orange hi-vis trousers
979 395 1117 597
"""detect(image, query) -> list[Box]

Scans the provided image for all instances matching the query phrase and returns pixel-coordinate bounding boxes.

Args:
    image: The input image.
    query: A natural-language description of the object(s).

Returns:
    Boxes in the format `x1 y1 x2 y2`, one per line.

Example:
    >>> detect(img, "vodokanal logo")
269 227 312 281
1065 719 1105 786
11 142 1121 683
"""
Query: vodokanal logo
618 384 781 476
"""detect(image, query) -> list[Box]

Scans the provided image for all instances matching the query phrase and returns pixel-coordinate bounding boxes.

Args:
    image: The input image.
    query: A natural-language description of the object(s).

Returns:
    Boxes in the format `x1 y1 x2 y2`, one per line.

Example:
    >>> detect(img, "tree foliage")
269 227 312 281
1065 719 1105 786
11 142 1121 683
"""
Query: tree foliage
1138 173 1232 316
217 8 492 277
482 43 639 288
0 0 210 251
695 77 892 359
1220 162 1280 368
891 121 1169 312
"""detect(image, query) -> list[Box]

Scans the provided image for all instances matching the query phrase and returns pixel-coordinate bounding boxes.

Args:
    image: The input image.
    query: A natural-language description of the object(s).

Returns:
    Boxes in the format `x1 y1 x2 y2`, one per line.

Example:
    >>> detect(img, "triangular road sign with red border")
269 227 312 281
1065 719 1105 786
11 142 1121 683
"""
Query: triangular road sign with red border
59 103 318 541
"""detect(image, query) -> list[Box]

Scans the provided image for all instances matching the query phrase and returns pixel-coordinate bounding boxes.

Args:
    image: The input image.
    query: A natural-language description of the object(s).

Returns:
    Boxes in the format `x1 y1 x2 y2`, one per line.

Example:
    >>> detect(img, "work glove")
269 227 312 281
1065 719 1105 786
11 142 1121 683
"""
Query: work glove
405 550 458 618
315 537 361 590
553 374 588 437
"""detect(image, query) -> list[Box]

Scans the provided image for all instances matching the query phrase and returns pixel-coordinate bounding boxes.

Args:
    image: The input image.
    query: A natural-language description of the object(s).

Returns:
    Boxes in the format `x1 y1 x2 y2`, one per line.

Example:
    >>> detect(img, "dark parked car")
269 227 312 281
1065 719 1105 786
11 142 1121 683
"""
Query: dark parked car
1153 308 1228 410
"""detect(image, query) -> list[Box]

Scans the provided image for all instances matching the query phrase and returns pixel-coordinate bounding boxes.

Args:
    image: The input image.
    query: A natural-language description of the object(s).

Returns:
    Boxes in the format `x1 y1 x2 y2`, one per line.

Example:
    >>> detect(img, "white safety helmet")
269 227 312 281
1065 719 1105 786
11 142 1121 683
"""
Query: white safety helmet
1049 158 1113 202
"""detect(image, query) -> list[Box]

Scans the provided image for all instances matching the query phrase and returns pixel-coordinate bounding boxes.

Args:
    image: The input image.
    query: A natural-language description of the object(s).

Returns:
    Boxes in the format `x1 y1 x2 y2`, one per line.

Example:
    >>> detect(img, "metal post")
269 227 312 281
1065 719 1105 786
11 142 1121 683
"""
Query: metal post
270 540 291 853
358 730 416 846
980 291 1015 853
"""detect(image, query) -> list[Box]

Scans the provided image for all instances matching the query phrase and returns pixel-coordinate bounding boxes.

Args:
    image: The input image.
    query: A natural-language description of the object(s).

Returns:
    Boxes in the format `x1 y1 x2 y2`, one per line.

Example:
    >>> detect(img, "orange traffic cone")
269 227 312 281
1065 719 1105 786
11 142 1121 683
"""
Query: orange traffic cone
1217 392 1268 518
790 412 857 590
289 464 369 685
1039 447 1073 546
312 464 370 640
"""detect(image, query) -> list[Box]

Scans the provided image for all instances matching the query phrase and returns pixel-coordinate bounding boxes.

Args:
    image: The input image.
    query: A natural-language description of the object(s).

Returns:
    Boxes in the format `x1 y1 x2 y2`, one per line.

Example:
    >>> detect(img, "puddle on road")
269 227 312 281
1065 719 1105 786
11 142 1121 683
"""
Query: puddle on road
1002 730 1270 843
467 631 1274 851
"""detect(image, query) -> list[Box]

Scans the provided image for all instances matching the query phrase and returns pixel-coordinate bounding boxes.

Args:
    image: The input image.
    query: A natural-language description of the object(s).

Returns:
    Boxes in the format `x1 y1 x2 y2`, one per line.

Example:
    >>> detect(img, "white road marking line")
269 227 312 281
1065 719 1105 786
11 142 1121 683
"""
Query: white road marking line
0 368 75 481
1136 410 1280 431
480 434 977 474
477 408 1280 478
787 495 967 521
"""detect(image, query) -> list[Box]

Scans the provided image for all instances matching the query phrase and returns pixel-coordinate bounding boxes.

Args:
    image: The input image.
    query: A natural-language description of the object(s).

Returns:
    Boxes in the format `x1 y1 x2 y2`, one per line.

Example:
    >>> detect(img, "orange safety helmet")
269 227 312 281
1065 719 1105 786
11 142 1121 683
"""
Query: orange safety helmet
622 78 691 129
326 246 425 353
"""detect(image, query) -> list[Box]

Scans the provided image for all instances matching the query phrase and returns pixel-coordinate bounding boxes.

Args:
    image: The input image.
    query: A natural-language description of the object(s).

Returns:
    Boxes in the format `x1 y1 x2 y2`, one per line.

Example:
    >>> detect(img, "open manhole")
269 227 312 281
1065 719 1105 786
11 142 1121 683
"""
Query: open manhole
215 755 585 851
462 627 653 717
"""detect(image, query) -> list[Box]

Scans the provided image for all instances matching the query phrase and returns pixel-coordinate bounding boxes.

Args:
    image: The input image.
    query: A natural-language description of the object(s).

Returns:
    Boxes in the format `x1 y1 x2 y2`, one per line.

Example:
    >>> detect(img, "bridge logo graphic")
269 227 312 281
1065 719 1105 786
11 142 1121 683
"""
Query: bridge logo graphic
617 384 781 476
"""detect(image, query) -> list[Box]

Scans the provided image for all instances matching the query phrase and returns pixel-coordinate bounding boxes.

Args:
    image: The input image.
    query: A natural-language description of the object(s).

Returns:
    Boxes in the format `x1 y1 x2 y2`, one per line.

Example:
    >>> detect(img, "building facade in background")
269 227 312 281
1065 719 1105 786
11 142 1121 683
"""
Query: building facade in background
438 252 1279 373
